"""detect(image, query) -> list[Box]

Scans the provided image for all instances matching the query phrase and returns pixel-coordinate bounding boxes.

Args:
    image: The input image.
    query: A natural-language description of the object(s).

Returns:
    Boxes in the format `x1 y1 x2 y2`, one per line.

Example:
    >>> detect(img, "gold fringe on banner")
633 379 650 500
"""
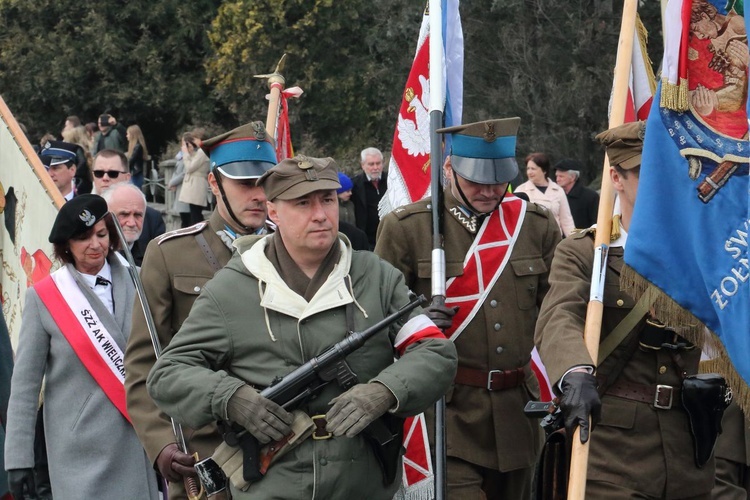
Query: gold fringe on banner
659 77 689 112
621 265 750 413
610 214 622 242
635 14 657 96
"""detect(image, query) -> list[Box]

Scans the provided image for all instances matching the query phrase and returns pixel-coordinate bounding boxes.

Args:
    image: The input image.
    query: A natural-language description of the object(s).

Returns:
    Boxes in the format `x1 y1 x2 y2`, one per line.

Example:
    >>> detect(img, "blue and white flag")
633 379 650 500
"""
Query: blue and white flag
623 0 750 404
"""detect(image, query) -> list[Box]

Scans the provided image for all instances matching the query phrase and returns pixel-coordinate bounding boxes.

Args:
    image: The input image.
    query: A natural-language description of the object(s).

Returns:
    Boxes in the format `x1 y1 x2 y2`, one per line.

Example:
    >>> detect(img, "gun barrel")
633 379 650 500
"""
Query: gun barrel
260 294 426 406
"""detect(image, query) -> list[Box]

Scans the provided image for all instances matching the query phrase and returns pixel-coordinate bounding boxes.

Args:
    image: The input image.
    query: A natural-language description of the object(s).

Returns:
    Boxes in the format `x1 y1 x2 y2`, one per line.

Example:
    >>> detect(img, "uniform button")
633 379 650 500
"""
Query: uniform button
193 286 201 292
616 299 624 307
490 300 498 307
494 323 502 331
496 346 504 354
320 458 328 466
659 365 667 374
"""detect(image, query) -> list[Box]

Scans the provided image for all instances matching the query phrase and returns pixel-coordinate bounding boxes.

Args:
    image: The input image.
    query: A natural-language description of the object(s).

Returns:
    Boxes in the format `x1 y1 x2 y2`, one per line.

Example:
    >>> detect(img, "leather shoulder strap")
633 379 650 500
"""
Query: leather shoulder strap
596 289 655 365
195 232 222 273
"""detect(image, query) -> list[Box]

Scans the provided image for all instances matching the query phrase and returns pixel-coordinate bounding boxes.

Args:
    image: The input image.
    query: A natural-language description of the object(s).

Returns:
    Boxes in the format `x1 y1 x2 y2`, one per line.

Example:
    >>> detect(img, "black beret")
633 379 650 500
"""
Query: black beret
49 194 108 244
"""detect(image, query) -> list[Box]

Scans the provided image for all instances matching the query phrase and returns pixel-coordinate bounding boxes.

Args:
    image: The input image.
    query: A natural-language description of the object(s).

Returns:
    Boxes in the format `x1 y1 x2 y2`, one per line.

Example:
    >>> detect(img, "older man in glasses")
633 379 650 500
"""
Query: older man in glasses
93 149 165 248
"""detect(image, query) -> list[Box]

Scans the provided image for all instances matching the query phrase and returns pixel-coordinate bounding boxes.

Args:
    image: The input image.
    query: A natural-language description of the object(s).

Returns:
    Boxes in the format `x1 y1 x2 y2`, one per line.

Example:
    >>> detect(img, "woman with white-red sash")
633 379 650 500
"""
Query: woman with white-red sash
4 194 158 500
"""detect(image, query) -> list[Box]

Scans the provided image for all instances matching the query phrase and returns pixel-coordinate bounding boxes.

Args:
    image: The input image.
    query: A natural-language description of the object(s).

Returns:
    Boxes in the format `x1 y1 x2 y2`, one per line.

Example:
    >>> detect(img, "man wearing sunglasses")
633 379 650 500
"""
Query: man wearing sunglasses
93 149 165 249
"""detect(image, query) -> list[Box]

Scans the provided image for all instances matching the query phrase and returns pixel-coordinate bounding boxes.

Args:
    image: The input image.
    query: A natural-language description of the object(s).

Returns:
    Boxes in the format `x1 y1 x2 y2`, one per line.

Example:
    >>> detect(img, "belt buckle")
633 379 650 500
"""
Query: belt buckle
311 414 332 440
487 370 501 390
654 385 673 410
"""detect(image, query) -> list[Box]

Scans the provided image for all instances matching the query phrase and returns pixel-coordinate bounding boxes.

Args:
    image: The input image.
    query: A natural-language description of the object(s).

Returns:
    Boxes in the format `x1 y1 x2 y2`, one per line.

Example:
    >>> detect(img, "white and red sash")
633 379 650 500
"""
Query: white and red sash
34 267 130 422
445 196 526 340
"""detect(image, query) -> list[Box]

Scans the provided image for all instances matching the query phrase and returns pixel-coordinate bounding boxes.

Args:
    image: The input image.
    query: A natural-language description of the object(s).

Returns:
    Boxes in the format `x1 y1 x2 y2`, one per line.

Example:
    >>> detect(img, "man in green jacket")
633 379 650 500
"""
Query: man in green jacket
147 155 457 499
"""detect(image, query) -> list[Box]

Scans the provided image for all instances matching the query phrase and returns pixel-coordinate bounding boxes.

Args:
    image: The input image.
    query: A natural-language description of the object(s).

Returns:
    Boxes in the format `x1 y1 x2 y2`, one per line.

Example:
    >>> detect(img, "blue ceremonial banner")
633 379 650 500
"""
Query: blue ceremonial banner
624 0 750 397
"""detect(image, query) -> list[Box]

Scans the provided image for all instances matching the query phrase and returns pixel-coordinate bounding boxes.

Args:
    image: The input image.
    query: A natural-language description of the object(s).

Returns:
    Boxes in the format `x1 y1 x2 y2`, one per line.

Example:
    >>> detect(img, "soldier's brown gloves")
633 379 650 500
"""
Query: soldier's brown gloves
227 385 293 444
424 303 459 332
155 443 197 482
325 382 397 438
559 372 601 444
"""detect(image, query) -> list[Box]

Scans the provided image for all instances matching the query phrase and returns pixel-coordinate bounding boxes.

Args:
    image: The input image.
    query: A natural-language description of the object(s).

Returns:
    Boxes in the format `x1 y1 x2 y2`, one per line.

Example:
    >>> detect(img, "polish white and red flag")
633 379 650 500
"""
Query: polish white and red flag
610 13 656 122
389 4 462 499
378 0 463 217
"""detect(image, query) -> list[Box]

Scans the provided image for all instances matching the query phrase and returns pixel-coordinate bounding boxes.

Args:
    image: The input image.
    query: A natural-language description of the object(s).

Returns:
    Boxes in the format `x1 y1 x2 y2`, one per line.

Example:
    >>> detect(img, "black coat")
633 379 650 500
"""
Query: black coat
351 172 387 249
566 179 600 229
137 206 166 252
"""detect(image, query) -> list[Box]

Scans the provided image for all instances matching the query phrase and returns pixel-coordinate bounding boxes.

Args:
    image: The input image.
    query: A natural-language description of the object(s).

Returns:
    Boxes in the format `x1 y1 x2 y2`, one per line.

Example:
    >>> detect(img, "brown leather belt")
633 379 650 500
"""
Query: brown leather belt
606 380 681 410
455 366 525 391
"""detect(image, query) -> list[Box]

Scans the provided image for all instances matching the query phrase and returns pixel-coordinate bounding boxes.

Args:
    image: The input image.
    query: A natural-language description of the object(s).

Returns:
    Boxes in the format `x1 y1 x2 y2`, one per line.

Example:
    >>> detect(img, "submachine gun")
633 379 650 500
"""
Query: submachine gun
197 293 427 493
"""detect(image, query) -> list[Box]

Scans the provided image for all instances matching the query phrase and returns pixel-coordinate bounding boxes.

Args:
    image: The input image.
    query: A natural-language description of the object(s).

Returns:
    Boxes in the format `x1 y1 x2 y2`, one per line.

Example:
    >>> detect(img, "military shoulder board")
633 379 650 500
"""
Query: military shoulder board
157 221 210 245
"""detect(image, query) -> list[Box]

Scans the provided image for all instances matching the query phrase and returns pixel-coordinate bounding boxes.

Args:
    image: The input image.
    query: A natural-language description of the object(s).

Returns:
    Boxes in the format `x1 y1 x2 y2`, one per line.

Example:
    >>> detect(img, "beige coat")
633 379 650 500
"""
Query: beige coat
515 178 575 236
178 149 210 206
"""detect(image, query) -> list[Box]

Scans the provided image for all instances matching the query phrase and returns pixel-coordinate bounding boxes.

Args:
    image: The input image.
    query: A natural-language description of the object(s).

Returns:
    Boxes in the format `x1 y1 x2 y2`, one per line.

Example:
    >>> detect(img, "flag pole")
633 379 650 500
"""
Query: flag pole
254 54 287 142
428 0 447 498
566 0 637 498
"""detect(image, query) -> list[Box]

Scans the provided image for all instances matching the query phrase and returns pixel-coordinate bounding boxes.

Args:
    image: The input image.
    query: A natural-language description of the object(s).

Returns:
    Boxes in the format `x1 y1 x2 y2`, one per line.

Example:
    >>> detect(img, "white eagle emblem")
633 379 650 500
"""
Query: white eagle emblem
397 74 430 157
79 209 96 226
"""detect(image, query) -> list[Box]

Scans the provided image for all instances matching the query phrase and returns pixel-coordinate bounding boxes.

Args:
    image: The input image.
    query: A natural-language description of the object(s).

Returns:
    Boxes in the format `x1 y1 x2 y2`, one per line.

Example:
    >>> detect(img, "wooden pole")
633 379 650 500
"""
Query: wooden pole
254 54 287 141
566 0 637 498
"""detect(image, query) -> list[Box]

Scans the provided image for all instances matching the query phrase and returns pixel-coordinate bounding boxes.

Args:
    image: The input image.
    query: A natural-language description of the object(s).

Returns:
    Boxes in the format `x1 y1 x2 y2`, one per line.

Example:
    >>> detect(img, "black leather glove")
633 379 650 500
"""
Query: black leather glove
559 371 601 444
326 383 397 437
8 468 36 499
156 443 197 482
227 384 293 444
424 303 459 332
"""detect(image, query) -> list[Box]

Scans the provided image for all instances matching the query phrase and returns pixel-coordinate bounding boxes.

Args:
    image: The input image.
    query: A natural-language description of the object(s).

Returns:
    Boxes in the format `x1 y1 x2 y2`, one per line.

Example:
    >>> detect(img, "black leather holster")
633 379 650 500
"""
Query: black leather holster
681 373 732 468
363 413 405 486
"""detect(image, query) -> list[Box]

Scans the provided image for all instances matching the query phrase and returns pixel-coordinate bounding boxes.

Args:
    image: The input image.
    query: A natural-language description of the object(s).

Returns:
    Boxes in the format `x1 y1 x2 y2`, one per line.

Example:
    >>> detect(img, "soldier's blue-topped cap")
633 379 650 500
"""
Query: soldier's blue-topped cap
40 140 78 167
438 117 520 185
201 121 277 179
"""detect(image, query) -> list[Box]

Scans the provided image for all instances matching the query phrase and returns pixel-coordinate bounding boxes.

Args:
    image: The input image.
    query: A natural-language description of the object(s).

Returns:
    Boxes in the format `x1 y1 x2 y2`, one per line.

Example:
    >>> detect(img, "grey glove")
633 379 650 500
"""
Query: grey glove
559 371 601 444
325 382 397 438
424 303 459 332
227 385 293 444
8 468 36 499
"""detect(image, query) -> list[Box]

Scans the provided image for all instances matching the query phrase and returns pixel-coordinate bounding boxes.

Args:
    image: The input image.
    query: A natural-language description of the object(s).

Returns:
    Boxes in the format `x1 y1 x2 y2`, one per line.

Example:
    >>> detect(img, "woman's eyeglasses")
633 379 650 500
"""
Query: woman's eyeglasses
93 170 123 179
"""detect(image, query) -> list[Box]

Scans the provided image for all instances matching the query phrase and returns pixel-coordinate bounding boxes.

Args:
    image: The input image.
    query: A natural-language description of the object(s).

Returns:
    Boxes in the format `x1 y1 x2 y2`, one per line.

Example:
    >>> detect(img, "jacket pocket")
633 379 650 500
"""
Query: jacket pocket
510 257 547 310
599 396 637 429
173 275 212 296
70 392 94 431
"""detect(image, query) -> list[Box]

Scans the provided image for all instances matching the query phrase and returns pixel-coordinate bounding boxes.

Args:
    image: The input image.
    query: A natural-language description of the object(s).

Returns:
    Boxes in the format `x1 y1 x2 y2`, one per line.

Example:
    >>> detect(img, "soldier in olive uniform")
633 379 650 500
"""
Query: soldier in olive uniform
376 118 561 499
124 122 277 499
146 156 457 499
535 122 715 499
712 401 750 498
